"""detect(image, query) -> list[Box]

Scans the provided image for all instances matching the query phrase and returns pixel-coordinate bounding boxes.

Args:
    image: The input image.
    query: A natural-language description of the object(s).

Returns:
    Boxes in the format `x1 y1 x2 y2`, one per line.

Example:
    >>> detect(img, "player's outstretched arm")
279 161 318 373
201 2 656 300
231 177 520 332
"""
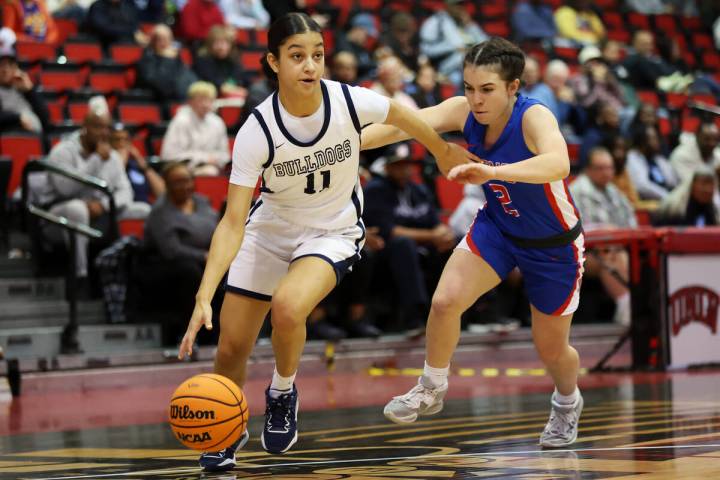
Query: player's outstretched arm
360 96 468 150
382 98 479 176
449 105 570 185
178 184 255 359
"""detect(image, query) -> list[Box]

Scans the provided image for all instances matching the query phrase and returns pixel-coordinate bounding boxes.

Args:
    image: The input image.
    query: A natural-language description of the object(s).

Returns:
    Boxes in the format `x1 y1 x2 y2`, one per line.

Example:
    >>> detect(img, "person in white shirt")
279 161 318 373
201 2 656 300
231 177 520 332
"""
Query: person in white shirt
160 81 230 175
177 12 476 472
669 122 720 184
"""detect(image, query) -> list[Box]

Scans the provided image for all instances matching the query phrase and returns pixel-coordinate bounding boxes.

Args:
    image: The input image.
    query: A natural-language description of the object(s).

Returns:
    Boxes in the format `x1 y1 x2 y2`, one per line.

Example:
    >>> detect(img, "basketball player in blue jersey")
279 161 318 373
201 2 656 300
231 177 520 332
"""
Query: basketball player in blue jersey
362 37 585 448
176 13 477 473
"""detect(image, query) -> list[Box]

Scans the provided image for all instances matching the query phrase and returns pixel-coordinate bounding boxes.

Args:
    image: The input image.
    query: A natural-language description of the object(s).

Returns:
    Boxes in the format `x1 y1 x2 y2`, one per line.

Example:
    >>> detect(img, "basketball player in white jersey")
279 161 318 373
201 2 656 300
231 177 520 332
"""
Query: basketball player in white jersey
177 12 477 473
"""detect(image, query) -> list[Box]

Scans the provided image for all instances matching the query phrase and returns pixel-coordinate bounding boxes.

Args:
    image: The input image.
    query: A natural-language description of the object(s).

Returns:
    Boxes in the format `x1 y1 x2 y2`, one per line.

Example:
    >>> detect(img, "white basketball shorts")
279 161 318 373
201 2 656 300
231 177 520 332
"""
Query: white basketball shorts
226 200 365 301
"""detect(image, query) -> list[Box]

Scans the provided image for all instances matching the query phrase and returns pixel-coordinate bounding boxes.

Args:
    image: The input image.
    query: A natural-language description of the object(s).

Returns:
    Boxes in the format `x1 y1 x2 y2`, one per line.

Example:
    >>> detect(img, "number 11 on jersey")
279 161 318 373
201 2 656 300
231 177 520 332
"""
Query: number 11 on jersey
304 170 331 194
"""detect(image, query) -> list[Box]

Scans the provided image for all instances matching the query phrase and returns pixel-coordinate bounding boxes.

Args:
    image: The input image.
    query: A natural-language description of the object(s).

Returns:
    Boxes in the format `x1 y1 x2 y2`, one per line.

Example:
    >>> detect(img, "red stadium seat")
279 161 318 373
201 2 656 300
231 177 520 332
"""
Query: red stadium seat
702 51 720 71
606 30 630 43
235 29 251 45
483 21 509 38
602 12 624 30
636 90 660 107
654 15 676 33
180 47 193 66
39 69 85 92
665 92 688 109
54 18 78 45
567 143 580 166
1 134 43 196
194 175 229 211
67 101 89 123
628 12 650 30
110 44 143 65
16 41 56 63
240 51 264 72
218 105 243 127
435 175 464 213
117 102 162 126
89 71 128 94
692 33 714 50
118 218 145 239
254 29 268 47
64 42 103 64
680 16 702 32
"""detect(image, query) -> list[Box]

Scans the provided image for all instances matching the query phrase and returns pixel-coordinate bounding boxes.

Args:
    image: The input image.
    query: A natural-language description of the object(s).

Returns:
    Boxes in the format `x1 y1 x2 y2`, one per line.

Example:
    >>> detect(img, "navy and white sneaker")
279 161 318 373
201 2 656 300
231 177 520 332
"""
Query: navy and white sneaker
199 429 249 472
260 384 299 454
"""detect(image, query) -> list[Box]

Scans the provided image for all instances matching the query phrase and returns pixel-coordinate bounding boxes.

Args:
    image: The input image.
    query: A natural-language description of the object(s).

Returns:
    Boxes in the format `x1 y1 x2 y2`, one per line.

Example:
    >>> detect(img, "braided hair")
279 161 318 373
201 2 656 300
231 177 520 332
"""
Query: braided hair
463 38 525 83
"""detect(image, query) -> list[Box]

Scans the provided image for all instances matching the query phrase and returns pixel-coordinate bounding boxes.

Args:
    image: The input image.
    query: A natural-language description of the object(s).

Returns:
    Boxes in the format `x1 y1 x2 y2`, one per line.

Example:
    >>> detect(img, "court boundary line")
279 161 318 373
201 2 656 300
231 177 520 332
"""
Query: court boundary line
30 443 720 480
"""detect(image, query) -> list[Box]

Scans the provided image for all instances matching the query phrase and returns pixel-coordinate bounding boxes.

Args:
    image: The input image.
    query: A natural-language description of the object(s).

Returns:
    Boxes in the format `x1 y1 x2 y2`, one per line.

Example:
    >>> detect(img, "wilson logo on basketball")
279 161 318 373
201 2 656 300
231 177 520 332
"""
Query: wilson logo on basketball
176 431 212 443
170 405 216 421
669 286 719 336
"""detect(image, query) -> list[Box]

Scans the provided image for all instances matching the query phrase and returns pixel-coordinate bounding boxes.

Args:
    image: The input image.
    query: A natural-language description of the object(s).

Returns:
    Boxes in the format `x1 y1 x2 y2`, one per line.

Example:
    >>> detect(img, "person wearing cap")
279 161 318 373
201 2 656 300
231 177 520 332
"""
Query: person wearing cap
0 49 47 133
335 12 379 81
419 0 488 86
568 45 625 112
363 143 456 334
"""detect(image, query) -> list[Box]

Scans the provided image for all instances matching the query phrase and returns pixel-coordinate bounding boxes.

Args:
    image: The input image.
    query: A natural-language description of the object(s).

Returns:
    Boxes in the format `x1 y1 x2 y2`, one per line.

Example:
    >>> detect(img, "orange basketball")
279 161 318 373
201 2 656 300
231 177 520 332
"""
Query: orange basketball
168 374 249 451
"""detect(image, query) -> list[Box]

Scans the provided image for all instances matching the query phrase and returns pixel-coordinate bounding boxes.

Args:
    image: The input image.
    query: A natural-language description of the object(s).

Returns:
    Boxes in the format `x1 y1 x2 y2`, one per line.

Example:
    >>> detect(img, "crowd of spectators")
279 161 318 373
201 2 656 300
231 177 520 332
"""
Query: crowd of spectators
2 0 720 343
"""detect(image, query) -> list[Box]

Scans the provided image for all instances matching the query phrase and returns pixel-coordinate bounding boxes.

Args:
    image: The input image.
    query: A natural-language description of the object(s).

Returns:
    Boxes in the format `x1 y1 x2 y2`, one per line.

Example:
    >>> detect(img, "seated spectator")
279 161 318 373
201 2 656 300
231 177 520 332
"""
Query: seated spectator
579 101 620 168
136 24 197 101
109 122 165 205
335 12 379 81
623 30 692 93
139 161 219 346
330 50 358 85
419 0 487 86
654 166 719 226
363 144 455 333
381 11 419 73
624 103 668 154
0 49 47 133
370 56 418 110
160 81 229 175
521 56 556 114
3 0 57 44
85 0 146 50
670 122 720 184
193 25 248 99
39 112 145 282
178 0 224 45
554 0 605 47
219 0 268 29
511 0 556 45
543 59 586 141
627 125 679 201
408 63 442 109
570 45 625 112
603 134 641 207
134 0 165 23
569 147 635 325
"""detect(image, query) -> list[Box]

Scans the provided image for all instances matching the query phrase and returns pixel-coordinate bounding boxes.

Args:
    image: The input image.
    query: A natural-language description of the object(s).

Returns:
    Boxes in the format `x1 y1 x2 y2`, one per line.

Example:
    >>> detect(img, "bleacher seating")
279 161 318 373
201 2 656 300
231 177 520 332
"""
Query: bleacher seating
1 134 43 196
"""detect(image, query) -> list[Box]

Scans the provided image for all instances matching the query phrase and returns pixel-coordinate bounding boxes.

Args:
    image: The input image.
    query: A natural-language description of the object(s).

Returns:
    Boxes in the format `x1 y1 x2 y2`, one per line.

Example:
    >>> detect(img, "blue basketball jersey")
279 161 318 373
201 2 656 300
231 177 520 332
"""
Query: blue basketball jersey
463 94 580 239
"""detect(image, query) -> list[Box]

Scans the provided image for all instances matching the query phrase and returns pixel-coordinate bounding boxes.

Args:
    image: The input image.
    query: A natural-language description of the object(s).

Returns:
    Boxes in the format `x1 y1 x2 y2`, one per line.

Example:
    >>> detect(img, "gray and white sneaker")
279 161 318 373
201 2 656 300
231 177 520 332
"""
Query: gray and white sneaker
539 391 584 448
383 376 447 424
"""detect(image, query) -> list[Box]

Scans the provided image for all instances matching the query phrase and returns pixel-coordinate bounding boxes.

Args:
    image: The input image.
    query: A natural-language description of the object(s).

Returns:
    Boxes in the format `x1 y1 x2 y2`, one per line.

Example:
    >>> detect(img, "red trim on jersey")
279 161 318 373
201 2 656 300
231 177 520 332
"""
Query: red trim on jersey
543 183 570 230
464 215 482 257
552 239 582 316
563 178 581 220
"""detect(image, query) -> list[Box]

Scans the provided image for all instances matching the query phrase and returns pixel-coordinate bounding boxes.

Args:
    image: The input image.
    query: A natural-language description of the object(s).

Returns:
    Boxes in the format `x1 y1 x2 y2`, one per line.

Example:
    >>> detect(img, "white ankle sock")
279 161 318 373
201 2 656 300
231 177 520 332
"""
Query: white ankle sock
554 387 579 405
423 361 449 388
269 367 296 398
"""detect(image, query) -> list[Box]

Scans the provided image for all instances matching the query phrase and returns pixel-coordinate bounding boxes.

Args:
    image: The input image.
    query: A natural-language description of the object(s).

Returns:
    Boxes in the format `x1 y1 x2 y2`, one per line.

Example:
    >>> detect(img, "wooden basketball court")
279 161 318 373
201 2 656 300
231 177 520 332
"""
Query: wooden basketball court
2 347 719 479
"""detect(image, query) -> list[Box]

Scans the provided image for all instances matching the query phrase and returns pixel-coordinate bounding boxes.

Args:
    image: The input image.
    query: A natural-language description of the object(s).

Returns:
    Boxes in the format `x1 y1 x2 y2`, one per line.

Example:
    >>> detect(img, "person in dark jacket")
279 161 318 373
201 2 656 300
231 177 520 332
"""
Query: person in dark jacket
362 143 455 332
192 25 248 98
135 24 197 101
85 0 147 50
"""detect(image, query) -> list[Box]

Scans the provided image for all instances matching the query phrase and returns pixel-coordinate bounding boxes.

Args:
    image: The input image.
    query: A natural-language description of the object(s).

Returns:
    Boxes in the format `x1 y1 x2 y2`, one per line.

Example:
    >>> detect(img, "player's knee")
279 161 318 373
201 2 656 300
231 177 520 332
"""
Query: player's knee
430 291 460 319
270 298 305 331
536 342 566 366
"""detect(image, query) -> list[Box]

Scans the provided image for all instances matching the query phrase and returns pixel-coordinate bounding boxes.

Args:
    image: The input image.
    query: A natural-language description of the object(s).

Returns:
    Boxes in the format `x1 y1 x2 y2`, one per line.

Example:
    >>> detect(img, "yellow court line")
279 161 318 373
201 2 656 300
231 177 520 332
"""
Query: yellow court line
623 431 720 447
0 463 125 473
18 449 190 459
318 405 714 443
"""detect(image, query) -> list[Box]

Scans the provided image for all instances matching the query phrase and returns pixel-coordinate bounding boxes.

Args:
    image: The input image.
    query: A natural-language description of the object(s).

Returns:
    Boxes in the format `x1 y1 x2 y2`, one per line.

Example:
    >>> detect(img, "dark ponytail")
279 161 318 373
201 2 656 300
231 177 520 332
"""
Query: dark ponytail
261 12 322 87
463 37 525 83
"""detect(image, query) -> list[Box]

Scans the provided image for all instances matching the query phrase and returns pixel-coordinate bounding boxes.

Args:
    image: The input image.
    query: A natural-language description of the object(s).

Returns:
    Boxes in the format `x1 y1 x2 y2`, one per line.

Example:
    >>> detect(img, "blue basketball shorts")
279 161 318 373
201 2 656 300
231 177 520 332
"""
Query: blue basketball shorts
456 209 585 316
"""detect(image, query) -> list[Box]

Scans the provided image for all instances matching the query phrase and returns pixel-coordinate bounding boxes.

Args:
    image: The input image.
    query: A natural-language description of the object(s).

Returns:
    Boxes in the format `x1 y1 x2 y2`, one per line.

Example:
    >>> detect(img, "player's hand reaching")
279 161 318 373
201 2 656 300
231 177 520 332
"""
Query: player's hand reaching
178 300 213 359
436 142 480 177
448 163 496 185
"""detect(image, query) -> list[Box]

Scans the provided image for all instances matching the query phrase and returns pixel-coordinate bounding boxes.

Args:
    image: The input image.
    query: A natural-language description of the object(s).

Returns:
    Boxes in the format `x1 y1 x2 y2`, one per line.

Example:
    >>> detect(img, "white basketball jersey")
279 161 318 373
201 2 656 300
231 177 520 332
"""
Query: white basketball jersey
249 80 365 230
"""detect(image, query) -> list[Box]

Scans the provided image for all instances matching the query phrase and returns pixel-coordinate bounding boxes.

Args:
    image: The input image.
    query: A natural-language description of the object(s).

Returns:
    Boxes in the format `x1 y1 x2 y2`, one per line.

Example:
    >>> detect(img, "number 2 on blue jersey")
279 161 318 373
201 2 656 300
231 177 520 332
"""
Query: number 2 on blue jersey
488 183 520 217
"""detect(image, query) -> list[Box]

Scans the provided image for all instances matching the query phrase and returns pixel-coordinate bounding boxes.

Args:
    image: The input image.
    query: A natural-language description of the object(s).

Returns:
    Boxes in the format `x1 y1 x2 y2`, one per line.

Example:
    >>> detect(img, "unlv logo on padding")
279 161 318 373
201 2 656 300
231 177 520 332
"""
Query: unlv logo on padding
669 286 719 336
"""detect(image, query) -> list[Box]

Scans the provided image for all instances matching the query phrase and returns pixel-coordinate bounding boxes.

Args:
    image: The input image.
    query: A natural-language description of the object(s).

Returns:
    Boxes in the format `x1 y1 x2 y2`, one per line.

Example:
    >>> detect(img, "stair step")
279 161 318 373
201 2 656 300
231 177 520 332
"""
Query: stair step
0 323 162 359
0 256 34 278
0 300 106 327
0 277 65 301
